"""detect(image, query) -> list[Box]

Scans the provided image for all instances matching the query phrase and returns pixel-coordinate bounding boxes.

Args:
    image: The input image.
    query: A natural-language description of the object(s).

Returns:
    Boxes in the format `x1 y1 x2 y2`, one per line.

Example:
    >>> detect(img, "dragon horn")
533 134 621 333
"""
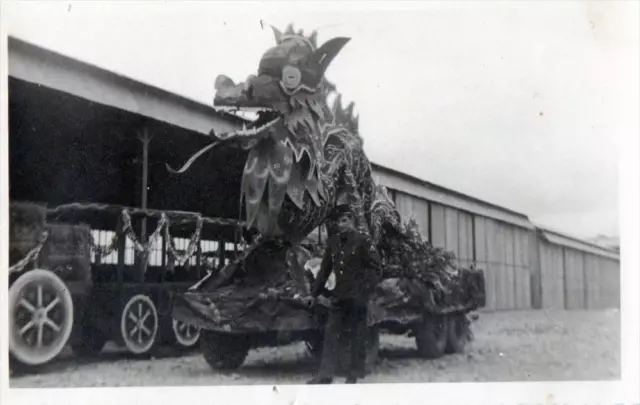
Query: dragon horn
312 37 350 80
344 102 355 118
309 31 318 48
271 25 283 44
285 23 295 34
165 141 220 174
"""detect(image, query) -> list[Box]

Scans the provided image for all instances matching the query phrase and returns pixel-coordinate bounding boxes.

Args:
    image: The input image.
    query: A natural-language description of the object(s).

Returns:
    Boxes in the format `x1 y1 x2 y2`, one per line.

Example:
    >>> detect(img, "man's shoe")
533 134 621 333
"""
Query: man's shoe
345 376 357 384
307 377 333 384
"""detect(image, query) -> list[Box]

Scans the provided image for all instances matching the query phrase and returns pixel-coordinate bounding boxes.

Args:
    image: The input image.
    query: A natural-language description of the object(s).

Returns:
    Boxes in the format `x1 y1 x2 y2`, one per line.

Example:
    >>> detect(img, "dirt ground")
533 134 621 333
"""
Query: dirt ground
9 309 620 388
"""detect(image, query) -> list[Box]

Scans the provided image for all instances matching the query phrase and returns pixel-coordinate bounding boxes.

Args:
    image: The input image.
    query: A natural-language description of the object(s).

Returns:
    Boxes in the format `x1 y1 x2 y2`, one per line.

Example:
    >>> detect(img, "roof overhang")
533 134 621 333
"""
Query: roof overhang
7 36 247 136
371 163 535 230
536 226 620 260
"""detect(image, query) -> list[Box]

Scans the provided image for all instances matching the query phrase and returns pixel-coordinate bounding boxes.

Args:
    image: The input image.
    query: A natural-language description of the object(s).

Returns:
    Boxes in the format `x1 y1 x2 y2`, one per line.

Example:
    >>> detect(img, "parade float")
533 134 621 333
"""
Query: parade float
166 23 486 375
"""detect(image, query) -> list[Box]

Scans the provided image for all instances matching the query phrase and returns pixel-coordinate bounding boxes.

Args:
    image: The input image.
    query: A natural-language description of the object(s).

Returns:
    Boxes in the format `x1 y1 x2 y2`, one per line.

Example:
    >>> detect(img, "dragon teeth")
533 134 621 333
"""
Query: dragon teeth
218 116 280 138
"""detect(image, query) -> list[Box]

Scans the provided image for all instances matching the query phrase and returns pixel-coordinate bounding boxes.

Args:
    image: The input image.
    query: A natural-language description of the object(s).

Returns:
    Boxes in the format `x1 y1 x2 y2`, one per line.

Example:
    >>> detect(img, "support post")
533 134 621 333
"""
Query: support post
139 127 152 243
137 127 153 281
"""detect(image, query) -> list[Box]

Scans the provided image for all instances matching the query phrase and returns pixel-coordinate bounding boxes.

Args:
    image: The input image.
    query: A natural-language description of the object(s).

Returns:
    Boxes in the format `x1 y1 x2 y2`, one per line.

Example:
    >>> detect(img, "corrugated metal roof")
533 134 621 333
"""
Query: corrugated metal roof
7 36 250 135
371 163 535 230
536 226 620 260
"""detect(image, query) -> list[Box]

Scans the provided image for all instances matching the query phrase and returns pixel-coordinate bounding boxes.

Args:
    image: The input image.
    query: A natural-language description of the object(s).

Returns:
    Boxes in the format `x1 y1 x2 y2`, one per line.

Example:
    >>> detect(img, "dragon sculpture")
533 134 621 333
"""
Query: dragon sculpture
169 24 464 325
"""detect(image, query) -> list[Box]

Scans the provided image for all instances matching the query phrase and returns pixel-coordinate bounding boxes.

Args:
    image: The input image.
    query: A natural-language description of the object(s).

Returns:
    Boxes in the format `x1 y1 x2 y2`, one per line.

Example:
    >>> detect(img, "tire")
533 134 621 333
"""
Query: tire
9 269 75 367
119 294 159 355
200 330 250 370
414 314 448 359
171 318 201 350
445 314 470 354
71 323 107 357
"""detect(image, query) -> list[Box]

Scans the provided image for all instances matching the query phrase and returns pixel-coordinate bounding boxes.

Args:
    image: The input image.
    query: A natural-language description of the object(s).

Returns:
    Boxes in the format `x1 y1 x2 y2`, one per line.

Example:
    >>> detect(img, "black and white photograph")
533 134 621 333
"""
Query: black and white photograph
1 1 638 404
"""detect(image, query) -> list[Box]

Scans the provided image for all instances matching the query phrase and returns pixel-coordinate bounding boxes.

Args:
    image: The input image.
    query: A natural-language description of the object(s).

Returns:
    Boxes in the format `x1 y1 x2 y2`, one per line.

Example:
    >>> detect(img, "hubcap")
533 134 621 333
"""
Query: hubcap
15 284 64 349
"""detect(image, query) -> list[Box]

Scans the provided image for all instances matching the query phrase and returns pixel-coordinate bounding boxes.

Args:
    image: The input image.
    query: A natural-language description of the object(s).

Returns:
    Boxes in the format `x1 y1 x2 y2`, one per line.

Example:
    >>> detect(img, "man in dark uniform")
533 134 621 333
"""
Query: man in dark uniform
307 204 382 384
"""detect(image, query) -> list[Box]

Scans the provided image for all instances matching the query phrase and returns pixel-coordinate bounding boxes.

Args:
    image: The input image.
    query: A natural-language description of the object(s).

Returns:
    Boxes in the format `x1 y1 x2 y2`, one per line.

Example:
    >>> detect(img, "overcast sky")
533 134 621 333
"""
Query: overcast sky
5 1 639 239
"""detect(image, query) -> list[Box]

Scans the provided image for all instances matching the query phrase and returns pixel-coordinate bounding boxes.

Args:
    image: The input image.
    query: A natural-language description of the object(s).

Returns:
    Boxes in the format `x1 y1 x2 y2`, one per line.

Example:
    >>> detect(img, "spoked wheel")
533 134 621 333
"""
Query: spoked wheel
120 294 159 355
9 269 74 367
414 314 448 359
171 318 201 350
445 313 470 354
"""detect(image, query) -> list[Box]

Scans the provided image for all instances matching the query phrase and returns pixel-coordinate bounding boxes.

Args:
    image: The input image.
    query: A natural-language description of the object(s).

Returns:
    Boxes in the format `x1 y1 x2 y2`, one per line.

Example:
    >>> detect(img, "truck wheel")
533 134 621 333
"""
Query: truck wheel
414 314 448 359
171 318 201 350
200 330 250 370
9 269 74 367
445 314 469 354
71 324 107 357
120 294 159 355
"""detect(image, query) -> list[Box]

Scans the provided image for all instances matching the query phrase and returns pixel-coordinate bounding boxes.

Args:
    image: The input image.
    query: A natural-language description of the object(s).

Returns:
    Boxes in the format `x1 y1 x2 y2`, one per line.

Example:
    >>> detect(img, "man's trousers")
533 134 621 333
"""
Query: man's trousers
315 299 368 379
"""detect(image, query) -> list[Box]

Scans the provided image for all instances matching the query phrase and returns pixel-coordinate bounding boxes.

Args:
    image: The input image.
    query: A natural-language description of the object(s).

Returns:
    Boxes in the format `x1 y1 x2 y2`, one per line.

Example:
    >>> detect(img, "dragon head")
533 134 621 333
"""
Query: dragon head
169 24 352 235
212 24 350 148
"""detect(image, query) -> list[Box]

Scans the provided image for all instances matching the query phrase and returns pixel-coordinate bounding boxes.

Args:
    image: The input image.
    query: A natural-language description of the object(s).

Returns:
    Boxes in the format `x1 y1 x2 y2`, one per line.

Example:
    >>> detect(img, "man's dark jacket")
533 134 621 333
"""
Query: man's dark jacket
311 230 383 304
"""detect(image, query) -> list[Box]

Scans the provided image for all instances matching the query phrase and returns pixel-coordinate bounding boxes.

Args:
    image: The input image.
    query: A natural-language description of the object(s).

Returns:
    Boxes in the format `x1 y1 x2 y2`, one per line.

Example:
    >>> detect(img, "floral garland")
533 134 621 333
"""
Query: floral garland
121 209 167 273
163 213 203 266
89 232 119 260
8 231 49 274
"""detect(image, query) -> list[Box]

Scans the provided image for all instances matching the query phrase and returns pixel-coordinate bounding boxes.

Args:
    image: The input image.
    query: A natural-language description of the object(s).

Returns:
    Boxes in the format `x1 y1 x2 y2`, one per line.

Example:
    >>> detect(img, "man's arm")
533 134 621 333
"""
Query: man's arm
361 236 383 288
311 244 333 297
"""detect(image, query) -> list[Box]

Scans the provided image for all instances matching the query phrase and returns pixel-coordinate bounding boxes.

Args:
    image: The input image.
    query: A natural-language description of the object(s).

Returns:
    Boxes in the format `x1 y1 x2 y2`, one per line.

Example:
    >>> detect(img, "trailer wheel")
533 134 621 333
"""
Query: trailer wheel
171 319 201 349
120 294 159 355
414 314 448 359
9 269 74 367
71 323 107 357
200 330 250 370
445 314 469 354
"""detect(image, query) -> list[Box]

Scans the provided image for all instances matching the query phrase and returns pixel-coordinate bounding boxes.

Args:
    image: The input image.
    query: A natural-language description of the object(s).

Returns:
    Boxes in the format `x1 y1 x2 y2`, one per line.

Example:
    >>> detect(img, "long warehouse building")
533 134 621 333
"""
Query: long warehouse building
7 36 621 312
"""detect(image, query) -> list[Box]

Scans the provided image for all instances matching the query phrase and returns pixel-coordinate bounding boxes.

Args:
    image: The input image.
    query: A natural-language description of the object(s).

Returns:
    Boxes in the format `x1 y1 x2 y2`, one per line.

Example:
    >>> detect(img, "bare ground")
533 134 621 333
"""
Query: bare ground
9 309 620 388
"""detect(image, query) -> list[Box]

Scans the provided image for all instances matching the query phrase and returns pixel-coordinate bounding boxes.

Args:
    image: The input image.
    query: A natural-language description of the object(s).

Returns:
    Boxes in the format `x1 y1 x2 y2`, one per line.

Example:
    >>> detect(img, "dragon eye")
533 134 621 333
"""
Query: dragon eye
282 65 301 89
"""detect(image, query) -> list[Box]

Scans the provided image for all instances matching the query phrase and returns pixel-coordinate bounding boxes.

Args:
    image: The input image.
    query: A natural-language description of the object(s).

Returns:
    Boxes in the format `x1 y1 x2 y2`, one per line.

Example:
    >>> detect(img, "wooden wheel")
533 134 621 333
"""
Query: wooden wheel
9 269 74 366
120 294 159 355
172 318 201 349
414 314 448 359
445 313 470 354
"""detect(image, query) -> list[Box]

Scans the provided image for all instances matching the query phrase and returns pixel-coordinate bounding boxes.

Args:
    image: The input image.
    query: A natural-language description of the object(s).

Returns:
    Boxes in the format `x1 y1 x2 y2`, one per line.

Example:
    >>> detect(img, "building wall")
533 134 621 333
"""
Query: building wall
472 217 532 311
536 243 620 310
596 256 621 309
392 189 535 311
387 187 619 312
